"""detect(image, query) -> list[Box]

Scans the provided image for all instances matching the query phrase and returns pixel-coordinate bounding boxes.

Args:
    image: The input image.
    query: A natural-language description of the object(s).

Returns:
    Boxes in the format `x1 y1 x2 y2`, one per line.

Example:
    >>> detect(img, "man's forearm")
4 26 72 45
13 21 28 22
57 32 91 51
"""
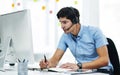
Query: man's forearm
82 57 109 69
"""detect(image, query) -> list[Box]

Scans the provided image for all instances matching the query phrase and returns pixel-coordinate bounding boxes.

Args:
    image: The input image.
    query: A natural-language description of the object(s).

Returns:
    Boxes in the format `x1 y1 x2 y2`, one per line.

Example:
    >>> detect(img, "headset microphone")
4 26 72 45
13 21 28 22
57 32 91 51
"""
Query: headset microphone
66 25 73 30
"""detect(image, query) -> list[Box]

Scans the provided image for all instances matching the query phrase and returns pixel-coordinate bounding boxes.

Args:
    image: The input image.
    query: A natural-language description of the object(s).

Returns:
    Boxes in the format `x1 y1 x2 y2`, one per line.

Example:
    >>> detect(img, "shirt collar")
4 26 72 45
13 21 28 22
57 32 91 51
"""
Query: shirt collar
71 25 83 38
77 25 83 37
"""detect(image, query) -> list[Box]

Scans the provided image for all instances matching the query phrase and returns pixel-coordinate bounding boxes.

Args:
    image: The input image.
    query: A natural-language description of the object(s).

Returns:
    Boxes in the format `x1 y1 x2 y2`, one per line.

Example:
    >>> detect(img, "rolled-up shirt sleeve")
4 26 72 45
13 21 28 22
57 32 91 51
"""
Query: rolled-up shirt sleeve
57 34 68 51
92 27 108 48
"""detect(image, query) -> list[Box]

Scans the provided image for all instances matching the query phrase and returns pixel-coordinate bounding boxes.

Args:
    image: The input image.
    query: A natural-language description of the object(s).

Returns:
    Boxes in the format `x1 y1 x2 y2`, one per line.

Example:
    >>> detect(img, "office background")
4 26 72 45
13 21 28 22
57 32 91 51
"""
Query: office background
0 0 120 63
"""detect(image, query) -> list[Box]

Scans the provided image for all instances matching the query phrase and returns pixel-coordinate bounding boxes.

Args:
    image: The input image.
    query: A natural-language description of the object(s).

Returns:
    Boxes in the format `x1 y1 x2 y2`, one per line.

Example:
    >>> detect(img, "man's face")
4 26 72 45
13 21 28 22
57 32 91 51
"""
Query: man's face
59 17 73 33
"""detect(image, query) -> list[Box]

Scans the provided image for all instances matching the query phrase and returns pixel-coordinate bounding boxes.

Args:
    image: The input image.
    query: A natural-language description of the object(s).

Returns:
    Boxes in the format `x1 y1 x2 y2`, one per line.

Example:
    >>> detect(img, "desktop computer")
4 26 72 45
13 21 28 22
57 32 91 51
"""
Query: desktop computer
0 9 35 70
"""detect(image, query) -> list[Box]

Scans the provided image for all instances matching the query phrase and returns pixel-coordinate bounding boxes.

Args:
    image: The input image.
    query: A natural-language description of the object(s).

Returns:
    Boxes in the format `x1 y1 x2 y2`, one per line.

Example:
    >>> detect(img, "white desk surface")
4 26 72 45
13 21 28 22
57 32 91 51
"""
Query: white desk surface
0 63 109 75
0 70 109 75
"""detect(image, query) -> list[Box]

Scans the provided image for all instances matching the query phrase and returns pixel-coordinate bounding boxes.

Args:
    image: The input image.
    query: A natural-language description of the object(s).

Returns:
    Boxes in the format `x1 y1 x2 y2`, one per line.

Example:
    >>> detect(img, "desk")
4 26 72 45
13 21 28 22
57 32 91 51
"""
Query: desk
0 64 109 75
0 70 109 75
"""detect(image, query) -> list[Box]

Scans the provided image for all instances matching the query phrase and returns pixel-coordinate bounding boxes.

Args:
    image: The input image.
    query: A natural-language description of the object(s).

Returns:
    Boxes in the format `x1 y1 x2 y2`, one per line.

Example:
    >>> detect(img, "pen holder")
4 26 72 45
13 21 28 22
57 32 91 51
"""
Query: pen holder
18 60 28 75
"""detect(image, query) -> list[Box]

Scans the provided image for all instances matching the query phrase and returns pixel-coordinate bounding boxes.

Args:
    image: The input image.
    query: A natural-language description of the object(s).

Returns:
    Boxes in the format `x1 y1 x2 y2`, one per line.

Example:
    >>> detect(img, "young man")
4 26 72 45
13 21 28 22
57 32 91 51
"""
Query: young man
39 7 113 71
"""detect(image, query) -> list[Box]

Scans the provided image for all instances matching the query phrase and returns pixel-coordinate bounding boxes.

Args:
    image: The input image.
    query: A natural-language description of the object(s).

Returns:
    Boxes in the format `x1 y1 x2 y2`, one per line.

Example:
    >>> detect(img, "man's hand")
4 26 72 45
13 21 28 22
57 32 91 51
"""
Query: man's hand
59 62 79 71
39 59 49 69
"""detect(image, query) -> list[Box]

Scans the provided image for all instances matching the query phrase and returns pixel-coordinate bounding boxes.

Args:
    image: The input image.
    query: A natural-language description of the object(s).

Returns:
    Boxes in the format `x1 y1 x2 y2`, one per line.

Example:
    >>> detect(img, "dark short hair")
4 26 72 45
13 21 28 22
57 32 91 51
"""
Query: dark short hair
57 7 80 24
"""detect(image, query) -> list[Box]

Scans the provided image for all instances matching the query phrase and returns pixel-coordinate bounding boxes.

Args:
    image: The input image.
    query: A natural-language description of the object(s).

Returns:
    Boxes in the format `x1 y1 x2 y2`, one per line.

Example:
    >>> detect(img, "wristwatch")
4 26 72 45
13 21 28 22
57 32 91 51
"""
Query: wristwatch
77 63 82 69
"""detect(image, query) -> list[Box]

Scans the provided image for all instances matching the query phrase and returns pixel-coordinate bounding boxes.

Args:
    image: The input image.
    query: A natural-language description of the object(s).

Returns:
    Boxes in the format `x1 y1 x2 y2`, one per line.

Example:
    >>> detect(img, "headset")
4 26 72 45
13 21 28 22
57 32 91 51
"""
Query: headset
69 7 79 24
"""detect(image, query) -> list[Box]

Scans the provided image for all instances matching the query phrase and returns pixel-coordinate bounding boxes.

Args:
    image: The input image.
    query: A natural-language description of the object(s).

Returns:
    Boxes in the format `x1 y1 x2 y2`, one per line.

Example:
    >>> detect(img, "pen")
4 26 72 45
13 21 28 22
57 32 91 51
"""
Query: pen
40 54 48 70
18 59 21 62
44 54 48 69
44 54 47 62
23 59 25 63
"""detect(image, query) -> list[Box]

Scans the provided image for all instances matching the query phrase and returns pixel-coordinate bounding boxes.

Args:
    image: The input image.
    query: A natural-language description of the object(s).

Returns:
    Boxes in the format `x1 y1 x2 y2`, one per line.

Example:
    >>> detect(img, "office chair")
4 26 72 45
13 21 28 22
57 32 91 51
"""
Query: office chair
107 38 120 75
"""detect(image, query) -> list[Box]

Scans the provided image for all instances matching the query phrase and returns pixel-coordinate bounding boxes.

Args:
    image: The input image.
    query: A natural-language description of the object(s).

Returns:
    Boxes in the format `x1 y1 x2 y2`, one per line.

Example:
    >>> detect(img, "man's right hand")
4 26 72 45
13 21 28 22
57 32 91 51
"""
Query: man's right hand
39 59 49 69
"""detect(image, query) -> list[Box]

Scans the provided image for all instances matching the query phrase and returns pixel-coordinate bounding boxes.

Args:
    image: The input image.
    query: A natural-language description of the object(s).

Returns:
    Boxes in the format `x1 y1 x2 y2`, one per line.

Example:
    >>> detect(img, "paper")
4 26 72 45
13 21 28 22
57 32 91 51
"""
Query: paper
48 68 95 74
48 67 72 72
28 64 96 74
28 62 41 71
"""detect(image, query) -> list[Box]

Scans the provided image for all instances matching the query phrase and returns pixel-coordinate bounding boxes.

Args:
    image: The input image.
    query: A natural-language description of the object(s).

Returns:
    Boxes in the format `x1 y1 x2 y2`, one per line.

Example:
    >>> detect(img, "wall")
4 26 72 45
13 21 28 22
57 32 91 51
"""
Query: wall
99 0 120 60
0 0 119 62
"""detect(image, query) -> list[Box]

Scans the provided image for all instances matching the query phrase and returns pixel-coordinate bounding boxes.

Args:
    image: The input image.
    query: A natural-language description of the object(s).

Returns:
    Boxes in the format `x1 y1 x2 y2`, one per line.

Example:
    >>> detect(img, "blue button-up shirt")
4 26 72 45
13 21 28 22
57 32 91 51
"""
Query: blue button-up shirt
57 25 113 69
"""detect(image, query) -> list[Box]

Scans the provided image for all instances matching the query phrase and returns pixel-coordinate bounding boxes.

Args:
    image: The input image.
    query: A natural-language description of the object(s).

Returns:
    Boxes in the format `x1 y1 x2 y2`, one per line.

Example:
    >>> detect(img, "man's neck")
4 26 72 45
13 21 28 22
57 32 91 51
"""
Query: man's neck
71 23 80 36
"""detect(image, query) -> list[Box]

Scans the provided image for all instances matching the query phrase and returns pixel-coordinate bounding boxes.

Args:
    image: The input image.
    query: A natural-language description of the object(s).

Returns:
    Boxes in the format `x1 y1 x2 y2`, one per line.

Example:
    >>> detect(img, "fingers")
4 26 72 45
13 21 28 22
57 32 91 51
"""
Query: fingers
60 63 72 68
39 59 49 69
59 63 78 71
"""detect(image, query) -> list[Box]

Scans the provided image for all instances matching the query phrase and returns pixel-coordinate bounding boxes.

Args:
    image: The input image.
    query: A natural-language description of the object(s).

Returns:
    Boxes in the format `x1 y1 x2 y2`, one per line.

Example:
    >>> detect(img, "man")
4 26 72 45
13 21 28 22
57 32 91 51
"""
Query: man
39 7 113 71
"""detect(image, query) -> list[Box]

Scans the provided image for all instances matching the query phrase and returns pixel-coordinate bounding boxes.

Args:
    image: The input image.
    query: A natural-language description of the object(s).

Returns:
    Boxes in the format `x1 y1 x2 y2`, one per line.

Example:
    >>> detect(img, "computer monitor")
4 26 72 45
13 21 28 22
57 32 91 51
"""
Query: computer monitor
0 9 35 69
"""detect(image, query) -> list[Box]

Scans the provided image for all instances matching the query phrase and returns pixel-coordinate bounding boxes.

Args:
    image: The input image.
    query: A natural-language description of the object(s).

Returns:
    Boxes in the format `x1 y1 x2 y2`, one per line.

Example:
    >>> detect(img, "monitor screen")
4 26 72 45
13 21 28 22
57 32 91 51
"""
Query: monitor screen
0 9 35 66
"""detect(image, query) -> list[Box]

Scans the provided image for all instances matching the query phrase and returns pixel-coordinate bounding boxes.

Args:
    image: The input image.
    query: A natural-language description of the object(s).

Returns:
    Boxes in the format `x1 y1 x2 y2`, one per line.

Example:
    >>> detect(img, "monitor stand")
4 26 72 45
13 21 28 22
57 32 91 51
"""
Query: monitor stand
5 38 16 66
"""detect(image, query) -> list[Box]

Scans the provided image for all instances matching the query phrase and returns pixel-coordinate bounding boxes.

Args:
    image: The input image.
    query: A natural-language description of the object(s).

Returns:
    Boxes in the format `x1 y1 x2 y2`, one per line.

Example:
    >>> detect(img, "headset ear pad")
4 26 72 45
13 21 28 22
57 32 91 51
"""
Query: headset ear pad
72 16 79 24
70 7 79 24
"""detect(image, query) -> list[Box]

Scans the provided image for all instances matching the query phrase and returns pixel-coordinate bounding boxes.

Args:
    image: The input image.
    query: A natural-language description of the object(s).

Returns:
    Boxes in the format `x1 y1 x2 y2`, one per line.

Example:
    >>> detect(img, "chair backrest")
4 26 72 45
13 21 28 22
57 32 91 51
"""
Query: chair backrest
107 38 120 75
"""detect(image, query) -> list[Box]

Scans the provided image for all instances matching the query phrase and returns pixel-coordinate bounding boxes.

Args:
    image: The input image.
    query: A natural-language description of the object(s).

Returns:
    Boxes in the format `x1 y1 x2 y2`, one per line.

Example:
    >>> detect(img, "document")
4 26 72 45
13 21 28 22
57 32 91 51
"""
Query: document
48 67 95 74
28 63 96 74
48 67 72 72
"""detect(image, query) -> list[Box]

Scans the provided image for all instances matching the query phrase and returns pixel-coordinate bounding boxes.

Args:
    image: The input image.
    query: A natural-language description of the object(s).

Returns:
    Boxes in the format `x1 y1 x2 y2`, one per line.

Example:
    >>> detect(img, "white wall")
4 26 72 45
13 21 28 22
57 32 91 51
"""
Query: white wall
0 0 119 62
99 0 120 60
81 0 99 26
